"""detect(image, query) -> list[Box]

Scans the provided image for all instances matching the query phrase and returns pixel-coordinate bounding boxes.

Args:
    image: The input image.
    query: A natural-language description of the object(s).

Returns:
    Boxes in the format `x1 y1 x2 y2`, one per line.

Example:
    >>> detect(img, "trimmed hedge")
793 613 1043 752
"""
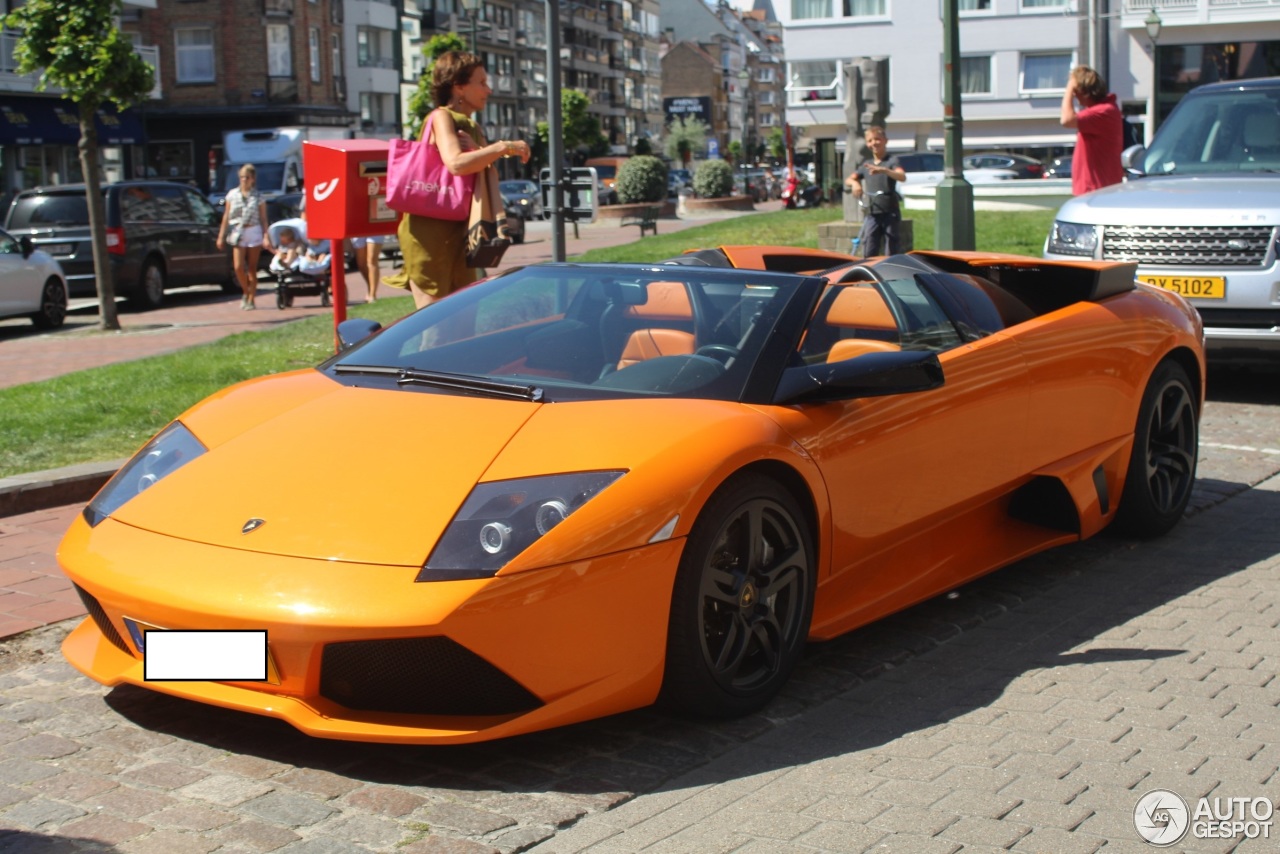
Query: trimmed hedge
693 160 734 199
616 155 667 204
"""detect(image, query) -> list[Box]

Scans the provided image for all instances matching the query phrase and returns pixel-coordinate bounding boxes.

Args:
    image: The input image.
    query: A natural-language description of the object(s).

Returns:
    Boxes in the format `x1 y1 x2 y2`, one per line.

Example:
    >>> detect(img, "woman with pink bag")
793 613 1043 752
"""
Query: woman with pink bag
384 51 531 309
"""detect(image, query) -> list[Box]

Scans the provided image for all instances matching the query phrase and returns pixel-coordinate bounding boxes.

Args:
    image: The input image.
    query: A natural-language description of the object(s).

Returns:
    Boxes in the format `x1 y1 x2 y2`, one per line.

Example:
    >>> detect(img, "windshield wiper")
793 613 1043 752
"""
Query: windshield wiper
334 364 544 402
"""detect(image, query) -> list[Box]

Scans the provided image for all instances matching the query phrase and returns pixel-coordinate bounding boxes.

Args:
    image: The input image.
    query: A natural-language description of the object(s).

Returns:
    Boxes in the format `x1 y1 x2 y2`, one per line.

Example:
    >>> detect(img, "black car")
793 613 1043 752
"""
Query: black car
962 152 1045 179
498 180 543 220
5 181 233 308
502 195 525 244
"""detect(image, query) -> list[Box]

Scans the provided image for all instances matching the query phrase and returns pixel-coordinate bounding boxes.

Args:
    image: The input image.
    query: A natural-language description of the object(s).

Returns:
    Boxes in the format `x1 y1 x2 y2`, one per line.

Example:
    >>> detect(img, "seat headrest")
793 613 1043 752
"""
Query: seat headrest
1243 110 1280 147
824 286 896 331
624 281 693 321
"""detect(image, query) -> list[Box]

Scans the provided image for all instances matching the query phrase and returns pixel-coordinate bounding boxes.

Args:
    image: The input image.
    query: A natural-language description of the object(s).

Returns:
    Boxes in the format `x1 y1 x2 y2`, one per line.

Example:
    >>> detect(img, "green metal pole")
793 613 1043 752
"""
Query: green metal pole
935 0 974 250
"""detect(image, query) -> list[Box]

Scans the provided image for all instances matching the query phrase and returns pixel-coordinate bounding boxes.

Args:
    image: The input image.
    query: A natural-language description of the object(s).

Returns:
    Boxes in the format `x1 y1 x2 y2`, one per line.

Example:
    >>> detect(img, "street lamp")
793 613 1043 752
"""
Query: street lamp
460 0 482 52
1144 8 1162 145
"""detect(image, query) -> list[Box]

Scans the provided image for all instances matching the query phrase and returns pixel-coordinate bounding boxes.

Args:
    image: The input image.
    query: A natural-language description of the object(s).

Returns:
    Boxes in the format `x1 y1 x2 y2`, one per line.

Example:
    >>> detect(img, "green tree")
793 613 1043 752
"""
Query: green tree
535 89 607 166
6 0 154 330
405 32 468 141
727 140 743 166
664 116 709 167
766 127 786 162
634 137 653 156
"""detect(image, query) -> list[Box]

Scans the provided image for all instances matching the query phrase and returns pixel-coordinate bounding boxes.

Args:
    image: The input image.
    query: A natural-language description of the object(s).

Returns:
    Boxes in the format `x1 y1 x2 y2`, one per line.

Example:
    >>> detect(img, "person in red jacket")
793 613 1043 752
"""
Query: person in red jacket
1060 65 1125 195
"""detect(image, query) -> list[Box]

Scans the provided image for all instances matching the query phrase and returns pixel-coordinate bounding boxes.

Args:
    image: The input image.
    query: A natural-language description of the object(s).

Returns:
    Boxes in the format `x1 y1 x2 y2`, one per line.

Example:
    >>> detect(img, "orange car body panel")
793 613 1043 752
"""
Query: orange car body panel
59 248 1205 743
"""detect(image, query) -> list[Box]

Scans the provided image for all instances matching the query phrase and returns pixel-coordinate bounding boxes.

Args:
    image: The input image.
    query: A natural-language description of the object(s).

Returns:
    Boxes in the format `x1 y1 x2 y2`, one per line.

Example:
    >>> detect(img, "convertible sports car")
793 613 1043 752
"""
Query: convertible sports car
60 247 1204 744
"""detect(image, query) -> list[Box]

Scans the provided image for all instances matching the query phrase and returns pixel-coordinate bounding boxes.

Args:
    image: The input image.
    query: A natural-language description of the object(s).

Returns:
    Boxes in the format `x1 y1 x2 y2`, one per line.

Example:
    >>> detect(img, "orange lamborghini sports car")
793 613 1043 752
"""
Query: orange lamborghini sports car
60 247 1204 744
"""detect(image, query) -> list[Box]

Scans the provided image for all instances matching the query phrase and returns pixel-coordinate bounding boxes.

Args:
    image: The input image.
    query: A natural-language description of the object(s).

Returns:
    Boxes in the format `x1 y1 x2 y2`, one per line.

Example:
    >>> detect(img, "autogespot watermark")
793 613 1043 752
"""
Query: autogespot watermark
1134 789 1275 846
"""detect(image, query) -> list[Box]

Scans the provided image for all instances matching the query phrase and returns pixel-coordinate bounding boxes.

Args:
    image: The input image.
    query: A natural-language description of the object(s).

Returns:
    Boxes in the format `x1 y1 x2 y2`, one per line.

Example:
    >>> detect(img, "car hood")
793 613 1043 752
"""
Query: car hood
105 370 766 569
110 372 542 566
1056 175 1280 226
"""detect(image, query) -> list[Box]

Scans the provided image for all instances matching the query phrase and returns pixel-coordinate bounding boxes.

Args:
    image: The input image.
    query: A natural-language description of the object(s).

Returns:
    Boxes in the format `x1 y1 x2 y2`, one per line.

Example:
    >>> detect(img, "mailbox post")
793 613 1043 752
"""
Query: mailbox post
302 139 399 348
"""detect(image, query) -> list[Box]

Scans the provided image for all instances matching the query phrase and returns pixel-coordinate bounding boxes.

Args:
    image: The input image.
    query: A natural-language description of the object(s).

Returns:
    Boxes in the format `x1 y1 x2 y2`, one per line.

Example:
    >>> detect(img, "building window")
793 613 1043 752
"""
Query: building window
357 27 394 69
961 55 991 95
331 33 342 79
1020 52 1072 94
360 92 396 128
309 28 321 82
268 24 292 78
960 0 992 10
842 0 885 15
175 28 215 84
1020 0 1067 9
792 0 831 19
786 60 841 105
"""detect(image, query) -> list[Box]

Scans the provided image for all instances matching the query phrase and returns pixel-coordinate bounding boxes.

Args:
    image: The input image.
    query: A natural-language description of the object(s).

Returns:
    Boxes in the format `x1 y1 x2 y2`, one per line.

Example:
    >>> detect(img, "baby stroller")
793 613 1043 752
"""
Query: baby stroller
265 220 332 310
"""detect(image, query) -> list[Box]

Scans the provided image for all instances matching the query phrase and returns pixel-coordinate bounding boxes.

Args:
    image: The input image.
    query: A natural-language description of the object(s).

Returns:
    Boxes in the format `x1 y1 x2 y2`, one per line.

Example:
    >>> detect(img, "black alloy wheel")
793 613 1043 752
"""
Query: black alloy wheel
31 278 67 329
661 473 815 718
1113 360 1198 537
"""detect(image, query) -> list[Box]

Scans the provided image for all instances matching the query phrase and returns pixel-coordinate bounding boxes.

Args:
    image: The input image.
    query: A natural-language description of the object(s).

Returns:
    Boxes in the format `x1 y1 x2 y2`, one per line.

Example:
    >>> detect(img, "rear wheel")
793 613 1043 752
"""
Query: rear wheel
1112 360 1198 537
132 260 166 310
30 278 67 329
660 473 814 718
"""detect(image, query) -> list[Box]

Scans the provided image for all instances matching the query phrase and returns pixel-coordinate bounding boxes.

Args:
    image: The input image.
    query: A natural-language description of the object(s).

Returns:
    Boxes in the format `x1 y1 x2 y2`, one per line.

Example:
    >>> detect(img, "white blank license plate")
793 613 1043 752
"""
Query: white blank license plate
143 630 268 682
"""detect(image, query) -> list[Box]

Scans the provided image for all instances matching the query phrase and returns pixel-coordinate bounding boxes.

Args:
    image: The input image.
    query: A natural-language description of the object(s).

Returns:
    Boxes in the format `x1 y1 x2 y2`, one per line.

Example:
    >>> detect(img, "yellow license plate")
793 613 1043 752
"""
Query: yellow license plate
1139 275 1226 300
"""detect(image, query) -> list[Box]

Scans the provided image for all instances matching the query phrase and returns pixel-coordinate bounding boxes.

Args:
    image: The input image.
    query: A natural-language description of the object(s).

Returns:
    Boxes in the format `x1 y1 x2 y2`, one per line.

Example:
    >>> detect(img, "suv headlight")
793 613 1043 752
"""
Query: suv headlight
84 422 206 527
1046 221 1099 257
417 471 625 581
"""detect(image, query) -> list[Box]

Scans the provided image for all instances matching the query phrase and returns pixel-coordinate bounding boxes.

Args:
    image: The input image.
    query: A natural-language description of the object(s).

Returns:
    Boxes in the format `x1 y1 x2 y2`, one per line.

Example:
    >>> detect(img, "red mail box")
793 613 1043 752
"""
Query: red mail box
302 138 400 240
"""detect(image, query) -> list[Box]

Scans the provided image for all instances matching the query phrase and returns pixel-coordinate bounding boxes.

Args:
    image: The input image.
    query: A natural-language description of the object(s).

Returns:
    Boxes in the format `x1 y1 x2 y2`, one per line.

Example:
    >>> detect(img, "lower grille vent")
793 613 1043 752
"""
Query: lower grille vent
320 636 542 717
72 583 132 655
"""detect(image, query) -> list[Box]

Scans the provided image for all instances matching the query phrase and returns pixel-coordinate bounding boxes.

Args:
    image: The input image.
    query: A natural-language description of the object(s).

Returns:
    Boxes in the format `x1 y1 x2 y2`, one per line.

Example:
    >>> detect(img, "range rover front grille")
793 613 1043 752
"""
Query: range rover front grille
1102 225 1275 267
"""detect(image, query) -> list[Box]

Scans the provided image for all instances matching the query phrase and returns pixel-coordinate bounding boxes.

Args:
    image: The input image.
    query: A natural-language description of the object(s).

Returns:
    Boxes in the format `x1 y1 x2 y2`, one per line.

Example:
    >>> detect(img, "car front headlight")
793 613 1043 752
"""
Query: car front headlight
84 422 207 527
417 471 625 581
1046 221 1099 257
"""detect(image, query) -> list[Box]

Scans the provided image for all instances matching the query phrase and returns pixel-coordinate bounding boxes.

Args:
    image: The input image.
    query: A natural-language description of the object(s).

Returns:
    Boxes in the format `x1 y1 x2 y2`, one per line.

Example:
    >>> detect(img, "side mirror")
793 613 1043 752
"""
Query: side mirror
19 236 33 259
336 318 382 351
774 349 944 404
1120 144 1146 175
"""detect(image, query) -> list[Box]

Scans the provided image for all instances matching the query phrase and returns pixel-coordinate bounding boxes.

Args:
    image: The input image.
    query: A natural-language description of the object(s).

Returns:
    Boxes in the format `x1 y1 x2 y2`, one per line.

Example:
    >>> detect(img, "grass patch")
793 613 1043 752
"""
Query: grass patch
0 206 1055 479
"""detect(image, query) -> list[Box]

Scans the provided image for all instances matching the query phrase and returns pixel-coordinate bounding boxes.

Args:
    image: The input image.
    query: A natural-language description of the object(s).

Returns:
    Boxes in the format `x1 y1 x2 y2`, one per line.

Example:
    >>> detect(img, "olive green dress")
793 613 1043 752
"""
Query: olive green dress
384 108 481 298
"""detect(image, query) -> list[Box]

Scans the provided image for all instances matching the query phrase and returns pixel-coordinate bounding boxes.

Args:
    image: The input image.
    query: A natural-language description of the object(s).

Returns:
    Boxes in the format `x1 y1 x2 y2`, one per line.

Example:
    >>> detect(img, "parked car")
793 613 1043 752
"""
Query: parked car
0 228 68 329
5 181 233 309
1042 155 1072 180
60 247 1203 743
963 152 1045 179
499 180 543 220
1044 75 1280 358
893 151 1017 187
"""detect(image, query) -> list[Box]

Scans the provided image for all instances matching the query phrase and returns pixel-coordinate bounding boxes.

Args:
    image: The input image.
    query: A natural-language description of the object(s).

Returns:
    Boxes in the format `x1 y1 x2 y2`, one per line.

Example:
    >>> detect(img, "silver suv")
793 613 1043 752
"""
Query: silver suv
1044 77 1280 358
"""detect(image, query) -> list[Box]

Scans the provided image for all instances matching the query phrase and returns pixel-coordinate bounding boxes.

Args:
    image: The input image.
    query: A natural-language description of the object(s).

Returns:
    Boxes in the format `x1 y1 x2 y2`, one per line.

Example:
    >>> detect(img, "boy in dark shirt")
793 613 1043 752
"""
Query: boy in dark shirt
845 126 906 257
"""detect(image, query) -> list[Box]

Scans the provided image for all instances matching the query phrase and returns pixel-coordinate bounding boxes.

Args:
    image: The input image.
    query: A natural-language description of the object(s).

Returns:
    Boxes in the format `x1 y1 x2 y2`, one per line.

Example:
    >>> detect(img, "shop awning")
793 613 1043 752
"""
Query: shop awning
0 97 146 146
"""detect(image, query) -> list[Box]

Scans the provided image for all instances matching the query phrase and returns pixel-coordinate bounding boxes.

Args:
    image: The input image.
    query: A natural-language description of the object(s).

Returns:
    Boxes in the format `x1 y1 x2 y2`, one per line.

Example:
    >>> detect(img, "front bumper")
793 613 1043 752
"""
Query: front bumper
60 514 682 744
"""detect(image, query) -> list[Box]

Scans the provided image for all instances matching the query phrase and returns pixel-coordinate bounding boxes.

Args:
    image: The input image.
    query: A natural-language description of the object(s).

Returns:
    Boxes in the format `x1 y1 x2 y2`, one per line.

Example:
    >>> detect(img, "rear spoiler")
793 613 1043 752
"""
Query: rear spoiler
911 251 1137 302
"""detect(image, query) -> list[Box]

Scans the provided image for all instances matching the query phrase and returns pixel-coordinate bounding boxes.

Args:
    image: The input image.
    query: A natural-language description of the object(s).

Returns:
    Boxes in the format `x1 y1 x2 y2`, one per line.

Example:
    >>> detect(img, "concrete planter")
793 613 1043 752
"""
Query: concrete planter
679 195 756 215
595 200 676 222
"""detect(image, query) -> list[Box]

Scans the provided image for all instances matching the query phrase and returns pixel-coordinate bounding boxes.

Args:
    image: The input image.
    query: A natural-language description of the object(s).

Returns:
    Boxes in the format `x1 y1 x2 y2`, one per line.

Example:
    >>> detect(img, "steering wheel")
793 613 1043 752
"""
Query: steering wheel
695 344 741 366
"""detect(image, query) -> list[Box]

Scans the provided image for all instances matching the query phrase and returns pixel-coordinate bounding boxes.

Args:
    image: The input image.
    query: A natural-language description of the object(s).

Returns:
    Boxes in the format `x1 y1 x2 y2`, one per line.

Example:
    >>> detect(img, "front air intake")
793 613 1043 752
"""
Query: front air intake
320 636 542 717
72 583 132 655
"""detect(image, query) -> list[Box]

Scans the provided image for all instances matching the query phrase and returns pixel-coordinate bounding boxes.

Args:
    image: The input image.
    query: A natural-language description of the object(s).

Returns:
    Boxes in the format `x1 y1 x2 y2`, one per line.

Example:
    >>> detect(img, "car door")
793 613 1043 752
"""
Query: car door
0 228 38 315
184 188 231 283
767 278 1032 636
146 183 204 286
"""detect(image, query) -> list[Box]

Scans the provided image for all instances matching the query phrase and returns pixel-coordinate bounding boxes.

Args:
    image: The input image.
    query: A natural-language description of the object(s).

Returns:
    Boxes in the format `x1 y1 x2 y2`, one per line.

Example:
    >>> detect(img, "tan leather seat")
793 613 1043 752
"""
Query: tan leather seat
823 286 901 362
616 282 696 369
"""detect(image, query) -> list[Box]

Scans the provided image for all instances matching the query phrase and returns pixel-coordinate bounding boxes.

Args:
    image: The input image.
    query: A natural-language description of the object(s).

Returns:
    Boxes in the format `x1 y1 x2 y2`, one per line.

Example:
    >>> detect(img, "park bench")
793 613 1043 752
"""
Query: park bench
620 205 660 237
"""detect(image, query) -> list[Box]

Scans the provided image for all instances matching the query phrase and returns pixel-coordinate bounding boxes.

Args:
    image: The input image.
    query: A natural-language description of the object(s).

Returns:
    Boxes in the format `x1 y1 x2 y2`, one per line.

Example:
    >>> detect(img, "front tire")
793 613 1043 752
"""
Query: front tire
660 473 815 718
1112 360 1198 537
30 278 67 329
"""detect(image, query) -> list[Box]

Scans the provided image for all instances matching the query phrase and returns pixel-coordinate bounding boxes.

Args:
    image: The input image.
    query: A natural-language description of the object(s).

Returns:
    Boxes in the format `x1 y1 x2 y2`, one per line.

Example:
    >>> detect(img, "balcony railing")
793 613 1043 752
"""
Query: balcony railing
265 0 294 14
357 56 396 70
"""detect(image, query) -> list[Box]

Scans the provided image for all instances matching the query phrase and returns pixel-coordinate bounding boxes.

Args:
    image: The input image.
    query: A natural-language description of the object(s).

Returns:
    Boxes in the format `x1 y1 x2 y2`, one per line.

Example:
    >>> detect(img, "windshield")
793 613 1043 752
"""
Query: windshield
7 193 90 228
500 180 537 195
1144 88 1280 175
590 165 617 180
328 264 809 402
223 163 287 191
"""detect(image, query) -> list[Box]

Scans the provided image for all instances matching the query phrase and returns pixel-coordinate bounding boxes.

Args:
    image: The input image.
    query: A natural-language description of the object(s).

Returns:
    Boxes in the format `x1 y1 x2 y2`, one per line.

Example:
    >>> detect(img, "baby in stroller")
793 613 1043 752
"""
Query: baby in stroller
264 218 332 309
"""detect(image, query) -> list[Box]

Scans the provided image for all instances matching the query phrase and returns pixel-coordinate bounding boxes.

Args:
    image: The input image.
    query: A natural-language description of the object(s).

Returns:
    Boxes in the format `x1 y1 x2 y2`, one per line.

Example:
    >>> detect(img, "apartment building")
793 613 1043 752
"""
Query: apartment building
117 0 353 194
0 0 159 193
347 0 402 136
777 0 1280 189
